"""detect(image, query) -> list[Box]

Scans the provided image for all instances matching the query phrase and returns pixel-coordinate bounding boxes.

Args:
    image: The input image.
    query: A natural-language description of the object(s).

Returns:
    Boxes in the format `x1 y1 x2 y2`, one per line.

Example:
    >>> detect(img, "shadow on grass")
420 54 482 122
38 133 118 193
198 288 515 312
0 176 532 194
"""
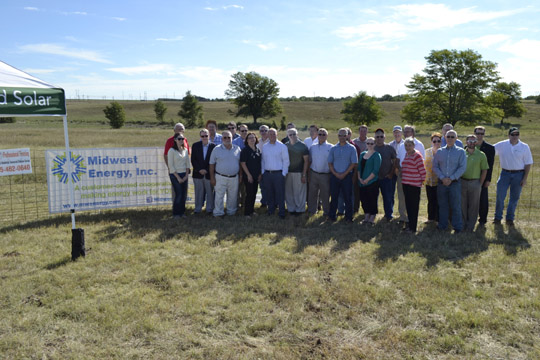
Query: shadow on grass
45 256 71 270
374 220 531 267
1 207 531 266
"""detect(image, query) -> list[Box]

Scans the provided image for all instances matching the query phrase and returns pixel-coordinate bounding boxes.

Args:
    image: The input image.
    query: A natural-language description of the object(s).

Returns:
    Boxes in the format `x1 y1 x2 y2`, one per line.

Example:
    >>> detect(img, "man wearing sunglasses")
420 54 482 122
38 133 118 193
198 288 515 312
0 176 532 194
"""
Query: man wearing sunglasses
233 124 249 150
191 129 216 214
474 126 495 226
493 127 533 226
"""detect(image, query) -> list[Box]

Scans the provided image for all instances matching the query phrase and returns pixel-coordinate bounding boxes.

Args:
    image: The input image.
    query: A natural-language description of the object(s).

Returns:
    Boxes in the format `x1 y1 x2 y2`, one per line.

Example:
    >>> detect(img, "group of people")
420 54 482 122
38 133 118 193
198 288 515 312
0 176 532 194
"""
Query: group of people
164 120 533 233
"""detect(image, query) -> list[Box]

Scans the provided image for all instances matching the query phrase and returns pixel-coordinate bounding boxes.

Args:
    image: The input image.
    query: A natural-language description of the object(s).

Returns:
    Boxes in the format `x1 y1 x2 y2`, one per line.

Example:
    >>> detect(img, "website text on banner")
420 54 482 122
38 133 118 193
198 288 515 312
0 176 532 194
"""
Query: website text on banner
45 147 192 213
0 148 32 176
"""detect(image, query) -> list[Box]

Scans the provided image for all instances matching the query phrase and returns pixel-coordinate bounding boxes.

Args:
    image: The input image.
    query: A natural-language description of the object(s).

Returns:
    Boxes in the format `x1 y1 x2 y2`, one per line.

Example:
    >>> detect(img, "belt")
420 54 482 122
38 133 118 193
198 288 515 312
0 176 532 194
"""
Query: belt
502 169 524 173
310 169 330 175
461 178 479 181
216 171 237 178
439 179 459 184
265 170 281 173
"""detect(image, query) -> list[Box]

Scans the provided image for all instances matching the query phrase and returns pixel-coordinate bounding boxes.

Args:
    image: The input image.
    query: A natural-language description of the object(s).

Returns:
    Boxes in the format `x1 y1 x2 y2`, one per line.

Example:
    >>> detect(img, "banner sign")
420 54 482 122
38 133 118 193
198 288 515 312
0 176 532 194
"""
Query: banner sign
0 87 66 115
0 148 32 176
45 147 178 213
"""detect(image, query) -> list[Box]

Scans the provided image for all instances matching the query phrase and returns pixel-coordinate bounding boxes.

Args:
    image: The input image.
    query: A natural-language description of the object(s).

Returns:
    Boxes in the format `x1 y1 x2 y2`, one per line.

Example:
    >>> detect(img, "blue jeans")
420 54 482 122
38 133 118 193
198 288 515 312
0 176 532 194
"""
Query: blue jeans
378 176 396 220
329 173 353 221
495 170 524 221
169 173 187 216
437 180 463 231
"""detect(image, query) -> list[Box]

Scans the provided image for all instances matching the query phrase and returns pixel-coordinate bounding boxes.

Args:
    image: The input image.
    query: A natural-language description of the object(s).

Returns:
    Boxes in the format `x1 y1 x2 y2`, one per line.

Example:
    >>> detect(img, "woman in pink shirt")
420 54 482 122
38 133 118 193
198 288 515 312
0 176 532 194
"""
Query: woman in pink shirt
401 137 426 233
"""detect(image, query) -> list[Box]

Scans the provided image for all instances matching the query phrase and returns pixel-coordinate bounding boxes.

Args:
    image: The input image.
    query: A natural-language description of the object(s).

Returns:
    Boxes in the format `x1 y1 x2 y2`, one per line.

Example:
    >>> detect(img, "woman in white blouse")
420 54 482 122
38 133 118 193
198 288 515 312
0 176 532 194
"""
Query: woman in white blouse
168 133 191 219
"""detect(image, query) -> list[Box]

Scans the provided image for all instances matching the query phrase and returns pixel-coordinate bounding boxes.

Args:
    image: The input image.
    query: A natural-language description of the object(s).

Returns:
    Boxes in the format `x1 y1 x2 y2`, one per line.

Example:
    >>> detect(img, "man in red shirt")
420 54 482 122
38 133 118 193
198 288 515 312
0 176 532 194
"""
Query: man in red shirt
164 123 190 167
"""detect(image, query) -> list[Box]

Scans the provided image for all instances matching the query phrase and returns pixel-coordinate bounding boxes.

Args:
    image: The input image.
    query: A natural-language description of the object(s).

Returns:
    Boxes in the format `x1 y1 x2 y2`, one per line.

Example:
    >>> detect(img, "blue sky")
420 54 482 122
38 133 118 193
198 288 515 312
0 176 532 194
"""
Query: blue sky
3 1 539 99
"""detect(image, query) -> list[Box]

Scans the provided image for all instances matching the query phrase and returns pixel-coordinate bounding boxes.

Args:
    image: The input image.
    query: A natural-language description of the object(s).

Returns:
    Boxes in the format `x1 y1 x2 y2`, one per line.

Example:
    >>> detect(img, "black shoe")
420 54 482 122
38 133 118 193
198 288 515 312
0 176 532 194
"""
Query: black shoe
279 215 286 220
337 212 344 217
493 219 502 225
506 220 515 227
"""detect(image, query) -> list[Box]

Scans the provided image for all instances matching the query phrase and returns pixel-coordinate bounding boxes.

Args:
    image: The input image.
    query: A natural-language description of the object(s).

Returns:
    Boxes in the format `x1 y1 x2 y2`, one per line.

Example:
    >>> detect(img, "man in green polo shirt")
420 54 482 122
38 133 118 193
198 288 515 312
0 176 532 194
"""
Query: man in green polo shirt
461 134 489 231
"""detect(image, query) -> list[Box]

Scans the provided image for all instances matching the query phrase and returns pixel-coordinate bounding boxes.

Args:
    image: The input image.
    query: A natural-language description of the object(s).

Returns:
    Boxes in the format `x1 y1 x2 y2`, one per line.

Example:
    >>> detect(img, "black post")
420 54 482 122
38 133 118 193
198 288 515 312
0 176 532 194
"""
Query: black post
71 228 85 261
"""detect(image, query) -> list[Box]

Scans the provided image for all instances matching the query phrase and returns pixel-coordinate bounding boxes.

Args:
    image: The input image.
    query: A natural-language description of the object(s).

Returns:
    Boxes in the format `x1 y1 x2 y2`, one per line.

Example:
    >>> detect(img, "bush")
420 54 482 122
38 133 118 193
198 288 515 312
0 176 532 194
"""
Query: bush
103 101 126 129
0 117 16 123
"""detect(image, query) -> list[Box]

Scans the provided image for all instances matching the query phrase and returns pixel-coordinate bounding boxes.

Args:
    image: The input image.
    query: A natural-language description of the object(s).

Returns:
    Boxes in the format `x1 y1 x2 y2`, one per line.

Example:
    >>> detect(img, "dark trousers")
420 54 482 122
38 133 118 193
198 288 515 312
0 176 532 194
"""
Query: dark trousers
426 185 438 221
353 176 361 213
243 175 259 216
329 173 353 221
263 171 286 217
478 186 489 224
169 173 187 216
403 184 421 232
359 181 379 214
378 176 396 220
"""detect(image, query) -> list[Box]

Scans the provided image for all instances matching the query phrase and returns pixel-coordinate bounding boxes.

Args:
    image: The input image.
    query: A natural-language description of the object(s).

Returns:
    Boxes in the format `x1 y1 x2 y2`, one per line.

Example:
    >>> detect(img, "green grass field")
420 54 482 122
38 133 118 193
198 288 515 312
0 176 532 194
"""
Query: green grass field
1 100 539 358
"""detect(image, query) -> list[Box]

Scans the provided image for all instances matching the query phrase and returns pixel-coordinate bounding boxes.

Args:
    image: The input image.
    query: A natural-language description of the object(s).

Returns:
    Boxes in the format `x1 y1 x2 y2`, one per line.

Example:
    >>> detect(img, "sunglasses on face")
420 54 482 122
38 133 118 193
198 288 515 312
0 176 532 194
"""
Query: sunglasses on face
366 142 375 145
200 135 208 137
446 136 455 139
228 127 236 130
475 132 485 135
375 135 384 138
510 133 519 136
176 138 184 141
260 130 267 133
318 133 327 136
432 139 441 143
240 130 247 133
223 136 231 139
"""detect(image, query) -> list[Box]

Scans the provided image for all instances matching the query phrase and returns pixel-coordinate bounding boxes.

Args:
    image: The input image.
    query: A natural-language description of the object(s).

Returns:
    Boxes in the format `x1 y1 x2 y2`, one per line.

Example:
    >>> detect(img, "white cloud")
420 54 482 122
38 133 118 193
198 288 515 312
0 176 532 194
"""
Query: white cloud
242 40 277 51
107 64 175 75
498 39 540 61
19 43 111 64
223 5 243 10
391 4 524 30
335 4 526 49
23 67 76 75
24 7 39 11
205 5 244 11
450 34 511 49
156 35 183 42
61 11 87 16
111 17 126 21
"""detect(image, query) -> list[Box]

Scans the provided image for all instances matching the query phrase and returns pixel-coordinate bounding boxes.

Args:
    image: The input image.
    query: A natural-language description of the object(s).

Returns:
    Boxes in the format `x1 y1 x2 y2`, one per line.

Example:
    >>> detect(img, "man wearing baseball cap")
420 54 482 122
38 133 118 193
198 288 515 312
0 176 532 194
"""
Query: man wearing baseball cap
493 127 533 226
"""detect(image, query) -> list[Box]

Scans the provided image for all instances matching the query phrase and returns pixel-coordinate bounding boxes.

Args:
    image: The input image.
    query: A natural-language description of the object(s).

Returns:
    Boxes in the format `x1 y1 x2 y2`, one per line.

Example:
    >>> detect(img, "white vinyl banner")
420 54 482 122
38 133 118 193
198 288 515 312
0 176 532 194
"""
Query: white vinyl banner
0 148 32 176
46 147 175 213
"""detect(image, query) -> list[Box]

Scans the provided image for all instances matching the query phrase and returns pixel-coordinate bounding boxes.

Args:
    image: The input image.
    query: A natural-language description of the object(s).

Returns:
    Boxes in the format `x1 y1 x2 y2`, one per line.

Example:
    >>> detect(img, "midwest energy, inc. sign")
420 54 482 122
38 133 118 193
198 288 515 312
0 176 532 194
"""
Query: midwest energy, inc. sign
0 87 66 115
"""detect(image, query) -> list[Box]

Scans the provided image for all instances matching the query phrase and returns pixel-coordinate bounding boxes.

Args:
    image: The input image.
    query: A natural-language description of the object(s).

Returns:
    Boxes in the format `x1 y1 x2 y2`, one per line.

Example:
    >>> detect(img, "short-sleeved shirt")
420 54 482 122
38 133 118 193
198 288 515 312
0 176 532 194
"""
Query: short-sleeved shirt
310 142 333 173
287 141 309 173
374 143 397 178
304 136 319 148
240 146 262 177
209 144 241 176
353 138 367 153
462 148 489 180
328 142 358 173
233 136 246 149
494 139 533 170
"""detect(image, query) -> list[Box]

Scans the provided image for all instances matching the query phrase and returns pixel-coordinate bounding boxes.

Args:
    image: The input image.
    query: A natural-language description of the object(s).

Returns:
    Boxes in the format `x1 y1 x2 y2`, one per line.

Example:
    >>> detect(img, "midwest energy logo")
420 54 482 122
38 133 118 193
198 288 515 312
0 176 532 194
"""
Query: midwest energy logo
51 153 87 184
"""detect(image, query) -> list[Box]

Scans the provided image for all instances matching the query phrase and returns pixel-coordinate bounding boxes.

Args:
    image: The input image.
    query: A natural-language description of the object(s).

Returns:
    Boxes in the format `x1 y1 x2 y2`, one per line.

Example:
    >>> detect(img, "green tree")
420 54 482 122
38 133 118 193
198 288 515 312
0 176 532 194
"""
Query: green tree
225 71 282 124
487 81 526 125
178 91 203 128
103 101 125 129
154 100 167 124
536 96 540 104
403 49 500 127
341 91 384 126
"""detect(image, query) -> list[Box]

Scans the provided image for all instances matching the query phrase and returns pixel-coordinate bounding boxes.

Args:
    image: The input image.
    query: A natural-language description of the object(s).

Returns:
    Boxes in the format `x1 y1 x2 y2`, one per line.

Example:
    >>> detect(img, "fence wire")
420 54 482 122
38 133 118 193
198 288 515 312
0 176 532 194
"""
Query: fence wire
1 148 539 227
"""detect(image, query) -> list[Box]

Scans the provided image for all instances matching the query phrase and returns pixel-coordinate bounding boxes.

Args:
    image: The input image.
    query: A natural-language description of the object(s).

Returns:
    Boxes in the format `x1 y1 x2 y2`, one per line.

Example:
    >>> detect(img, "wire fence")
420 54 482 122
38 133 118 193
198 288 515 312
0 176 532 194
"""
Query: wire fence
1 148 539 227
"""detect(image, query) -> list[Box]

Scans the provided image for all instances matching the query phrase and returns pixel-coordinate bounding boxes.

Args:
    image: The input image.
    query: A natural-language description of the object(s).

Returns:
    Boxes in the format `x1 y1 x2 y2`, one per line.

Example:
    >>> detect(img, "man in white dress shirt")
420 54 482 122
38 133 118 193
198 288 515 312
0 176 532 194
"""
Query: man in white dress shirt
262 128 290 219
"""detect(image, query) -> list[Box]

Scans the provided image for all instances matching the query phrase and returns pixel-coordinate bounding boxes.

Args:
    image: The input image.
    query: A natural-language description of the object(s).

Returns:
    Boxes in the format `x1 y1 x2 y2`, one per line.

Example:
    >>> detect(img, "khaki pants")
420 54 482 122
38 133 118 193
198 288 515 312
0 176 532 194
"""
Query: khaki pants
307 170 330 215
461 178 481 231
285 173 307 213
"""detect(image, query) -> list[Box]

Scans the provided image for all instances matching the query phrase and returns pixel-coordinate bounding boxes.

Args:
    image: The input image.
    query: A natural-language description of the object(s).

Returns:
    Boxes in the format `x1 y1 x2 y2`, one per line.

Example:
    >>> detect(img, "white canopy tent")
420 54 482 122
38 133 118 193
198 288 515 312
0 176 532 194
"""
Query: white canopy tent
0 60 77 230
